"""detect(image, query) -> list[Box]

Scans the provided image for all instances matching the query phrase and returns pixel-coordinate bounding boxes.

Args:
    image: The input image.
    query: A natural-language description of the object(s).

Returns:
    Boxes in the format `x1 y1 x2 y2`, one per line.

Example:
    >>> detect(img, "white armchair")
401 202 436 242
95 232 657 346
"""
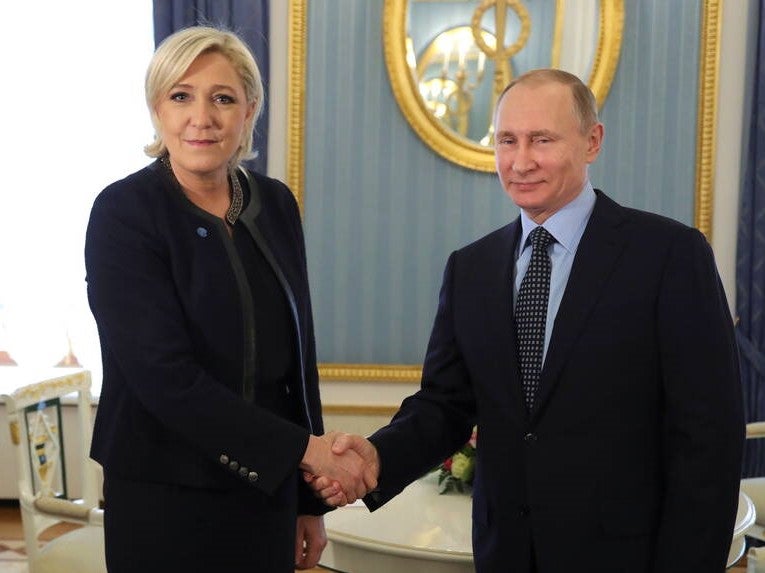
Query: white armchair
729 491 756 568
741 422 765 542
2 370 106 573
749 546 765 572
736 421 765 571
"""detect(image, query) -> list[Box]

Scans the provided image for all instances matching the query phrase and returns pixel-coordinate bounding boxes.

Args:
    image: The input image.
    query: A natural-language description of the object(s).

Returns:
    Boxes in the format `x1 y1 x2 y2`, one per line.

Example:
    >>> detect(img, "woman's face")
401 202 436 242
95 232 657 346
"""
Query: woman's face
155 51 255 181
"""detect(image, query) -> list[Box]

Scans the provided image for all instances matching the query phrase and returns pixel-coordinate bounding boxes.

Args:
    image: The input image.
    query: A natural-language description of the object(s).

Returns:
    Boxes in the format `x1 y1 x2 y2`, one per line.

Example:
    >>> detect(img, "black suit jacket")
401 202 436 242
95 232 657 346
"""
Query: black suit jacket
85 161 325 514
367 191 744 573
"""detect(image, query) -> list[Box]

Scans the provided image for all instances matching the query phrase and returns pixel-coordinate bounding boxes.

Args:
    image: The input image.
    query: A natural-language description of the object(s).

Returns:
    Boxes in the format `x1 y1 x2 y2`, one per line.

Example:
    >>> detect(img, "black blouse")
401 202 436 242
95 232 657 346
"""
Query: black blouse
233 186 299 422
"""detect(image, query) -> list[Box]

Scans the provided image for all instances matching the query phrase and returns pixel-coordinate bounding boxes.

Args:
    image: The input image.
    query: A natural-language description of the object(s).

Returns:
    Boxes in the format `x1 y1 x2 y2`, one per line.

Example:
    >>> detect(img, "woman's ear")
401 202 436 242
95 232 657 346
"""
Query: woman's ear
245 100 257 122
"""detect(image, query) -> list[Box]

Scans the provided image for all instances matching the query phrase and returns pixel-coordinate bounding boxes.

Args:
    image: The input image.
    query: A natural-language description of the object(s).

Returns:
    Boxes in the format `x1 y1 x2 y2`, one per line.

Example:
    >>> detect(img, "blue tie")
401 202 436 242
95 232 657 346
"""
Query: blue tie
515 226 555 411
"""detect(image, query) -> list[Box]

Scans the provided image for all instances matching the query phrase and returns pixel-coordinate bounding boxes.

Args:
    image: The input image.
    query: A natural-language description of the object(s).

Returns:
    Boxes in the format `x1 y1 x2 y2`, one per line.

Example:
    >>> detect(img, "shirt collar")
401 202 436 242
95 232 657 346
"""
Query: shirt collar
518 181 596 255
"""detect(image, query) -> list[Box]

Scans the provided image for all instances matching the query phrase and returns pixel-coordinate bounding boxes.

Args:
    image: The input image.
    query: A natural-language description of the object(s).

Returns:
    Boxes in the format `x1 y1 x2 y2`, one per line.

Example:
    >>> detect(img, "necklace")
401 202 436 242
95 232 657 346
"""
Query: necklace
160 155 243 225
226 168 243 225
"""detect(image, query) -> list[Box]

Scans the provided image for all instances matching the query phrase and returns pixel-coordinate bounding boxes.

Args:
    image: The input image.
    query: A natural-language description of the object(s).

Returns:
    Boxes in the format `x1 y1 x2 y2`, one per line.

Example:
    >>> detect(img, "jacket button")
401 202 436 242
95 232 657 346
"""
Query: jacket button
238 466 249 478
523 433 537 442
248 471 259 482
219 454 229 465
229 461 240 471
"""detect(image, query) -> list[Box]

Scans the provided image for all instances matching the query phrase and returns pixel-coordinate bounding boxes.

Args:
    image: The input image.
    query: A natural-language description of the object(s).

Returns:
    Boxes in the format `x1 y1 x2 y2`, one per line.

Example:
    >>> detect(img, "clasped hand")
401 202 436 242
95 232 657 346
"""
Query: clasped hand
300 432 379 506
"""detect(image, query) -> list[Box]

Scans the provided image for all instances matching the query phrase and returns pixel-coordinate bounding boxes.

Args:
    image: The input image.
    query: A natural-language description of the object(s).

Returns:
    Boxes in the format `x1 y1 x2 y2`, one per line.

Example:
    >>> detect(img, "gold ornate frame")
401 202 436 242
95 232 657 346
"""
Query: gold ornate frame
287 0 720 383
694 0 721 243
382 0 625 172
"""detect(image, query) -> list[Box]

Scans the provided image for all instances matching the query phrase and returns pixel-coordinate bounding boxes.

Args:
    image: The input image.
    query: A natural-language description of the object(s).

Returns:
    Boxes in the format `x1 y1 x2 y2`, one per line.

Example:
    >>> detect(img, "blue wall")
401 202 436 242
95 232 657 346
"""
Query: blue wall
303 0 701 365
592 0 700 221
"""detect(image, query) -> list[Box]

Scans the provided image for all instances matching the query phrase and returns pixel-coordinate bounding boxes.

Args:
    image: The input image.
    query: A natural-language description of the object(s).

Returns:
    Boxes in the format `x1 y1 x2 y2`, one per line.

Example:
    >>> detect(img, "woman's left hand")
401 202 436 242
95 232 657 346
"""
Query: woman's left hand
295 514 327 569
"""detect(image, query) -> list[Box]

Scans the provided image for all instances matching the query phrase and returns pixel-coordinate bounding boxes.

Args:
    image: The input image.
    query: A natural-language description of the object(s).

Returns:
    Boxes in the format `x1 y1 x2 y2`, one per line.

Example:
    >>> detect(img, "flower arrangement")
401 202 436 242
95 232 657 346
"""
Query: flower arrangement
436 427 477 494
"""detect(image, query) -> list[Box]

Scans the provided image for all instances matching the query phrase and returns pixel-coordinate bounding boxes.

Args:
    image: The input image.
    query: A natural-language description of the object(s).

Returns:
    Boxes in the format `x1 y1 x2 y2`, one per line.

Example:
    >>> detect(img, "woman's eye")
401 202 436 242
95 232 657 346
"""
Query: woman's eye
169 92 189 102
214 94 236 104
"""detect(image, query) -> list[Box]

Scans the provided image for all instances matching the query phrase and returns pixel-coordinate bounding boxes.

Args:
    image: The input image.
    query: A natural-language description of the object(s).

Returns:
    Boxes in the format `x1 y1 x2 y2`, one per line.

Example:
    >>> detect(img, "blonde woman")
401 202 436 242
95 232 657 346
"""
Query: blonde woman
85 26 374 572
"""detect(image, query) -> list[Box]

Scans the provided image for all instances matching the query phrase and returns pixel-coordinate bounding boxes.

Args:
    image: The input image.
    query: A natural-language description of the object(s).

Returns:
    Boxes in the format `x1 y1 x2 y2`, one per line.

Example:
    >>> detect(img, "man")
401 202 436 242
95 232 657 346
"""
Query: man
313 69 744 572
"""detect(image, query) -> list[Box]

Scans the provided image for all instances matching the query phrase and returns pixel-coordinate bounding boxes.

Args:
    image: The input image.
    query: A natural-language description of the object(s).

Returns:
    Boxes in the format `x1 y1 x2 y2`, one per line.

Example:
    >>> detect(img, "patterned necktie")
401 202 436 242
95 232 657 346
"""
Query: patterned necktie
515 226 555 411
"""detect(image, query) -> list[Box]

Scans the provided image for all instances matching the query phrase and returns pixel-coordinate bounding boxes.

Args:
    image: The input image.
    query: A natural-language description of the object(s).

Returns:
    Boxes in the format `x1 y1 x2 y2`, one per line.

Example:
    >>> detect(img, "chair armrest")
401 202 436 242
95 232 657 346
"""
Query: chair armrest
749 546 765 572
33 496 103 525
746 422 765 438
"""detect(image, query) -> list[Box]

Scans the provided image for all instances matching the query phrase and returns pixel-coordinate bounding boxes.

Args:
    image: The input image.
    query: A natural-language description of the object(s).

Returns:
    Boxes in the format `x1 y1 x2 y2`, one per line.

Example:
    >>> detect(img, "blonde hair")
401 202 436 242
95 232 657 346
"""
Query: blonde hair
496 68 599 133
144 26 265 167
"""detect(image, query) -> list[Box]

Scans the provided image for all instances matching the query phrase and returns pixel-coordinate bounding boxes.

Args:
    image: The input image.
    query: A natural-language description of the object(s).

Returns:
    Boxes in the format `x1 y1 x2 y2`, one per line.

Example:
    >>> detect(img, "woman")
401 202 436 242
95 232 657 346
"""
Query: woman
85 26 373 572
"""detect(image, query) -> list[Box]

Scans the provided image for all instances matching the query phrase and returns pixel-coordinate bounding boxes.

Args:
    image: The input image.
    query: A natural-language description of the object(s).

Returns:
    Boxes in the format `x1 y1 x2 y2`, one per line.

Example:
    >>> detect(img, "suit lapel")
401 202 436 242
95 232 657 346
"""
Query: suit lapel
531 191 628 421
480 219 527 422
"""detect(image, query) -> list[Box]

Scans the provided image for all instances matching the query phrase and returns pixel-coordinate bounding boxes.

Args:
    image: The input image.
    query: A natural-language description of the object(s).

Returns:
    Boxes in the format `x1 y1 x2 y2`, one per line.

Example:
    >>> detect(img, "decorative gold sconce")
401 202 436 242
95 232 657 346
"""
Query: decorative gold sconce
383 0 625 172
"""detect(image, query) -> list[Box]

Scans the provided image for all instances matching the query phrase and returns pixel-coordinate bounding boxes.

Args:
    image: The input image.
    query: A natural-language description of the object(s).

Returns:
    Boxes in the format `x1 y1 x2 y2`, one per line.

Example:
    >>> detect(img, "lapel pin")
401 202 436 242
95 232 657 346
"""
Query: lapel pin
196 227 208 238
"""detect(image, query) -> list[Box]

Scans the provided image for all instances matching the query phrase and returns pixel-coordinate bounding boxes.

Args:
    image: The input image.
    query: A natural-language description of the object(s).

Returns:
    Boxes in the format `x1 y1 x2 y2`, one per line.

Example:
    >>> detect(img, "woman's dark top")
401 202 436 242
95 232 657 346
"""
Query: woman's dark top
233 195 298 420
85 160 326 513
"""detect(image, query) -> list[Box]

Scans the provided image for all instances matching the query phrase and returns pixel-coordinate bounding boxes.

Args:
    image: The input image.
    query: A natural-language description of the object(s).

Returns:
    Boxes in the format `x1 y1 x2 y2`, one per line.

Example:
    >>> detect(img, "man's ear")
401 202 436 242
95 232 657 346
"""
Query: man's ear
586 123 604 163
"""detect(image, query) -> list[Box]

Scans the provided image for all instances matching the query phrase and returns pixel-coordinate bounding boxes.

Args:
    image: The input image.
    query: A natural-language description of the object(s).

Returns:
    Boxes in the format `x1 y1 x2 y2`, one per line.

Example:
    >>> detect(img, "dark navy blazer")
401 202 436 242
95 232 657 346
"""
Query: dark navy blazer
85 161 325 514
366 191 744 573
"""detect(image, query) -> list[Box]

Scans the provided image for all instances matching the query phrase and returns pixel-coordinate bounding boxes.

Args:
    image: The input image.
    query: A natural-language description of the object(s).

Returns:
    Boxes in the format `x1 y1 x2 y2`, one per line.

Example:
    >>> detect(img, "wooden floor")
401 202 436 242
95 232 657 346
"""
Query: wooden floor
0 501 327 572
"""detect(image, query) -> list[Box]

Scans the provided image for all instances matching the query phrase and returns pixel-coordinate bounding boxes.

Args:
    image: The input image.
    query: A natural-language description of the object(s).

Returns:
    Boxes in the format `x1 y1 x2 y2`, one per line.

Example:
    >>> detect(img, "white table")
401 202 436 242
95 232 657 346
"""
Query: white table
321 474 756 573
729 491 756 568
320 472 473 573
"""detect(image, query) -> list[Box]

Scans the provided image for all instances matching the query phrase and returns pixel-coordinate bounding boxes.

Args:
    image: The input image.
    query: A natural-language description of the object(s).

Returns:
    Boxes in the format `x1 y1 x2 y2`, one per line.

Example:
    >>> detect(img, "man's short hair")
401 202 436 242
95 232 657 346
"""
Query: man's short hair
495 68 599 133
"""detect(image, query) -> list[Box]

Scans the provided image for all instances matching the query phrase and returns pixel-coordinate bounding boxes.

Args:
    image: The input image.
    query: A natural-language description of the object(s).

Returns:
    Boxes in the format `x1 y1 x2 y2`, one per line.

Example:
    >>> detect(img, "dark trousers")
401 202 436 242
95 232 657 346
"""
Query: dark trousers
103 473 298 573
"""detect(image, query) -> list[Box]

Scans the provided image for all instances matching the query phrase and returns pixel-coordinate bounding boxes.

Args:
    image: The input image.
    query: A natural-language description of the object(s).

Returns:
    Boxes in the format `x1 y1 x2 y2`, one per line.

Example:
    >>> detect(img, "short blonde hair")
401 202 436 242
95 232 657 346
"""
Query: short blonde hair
496 68 599 133
144 26 265 167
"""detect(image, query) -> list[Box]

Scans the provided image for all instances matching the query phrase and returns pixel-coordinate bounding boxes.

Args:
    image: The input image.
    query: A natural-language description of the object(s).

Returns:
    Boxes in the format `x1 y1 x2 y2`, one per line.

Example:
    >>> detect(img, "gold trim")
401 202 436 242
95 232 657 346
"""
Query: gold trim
9 420 19 446
550 0 565 69
287 0 307 213
382 0 625 172
322 404 400 417
319 363 422 383
7 371 90 405
694 0 721 241
590 0 625 109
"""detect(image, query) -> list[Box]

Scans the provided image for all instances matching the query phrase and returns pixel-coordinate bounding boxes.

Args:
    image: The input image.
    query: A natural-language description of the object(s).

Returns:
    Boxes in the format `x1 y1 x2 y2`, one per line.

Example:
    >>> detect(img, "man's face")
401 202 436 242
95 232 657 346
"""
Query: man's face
494 82 603 224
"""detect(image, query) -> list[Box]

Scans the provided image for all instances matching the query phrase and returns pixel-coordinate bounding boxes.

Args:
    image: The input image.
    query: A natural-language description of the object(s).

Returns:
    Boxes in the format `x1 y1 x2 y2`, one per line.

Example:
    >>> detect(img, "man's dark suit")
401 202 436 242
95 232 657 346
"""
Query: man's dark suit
365 190 744 573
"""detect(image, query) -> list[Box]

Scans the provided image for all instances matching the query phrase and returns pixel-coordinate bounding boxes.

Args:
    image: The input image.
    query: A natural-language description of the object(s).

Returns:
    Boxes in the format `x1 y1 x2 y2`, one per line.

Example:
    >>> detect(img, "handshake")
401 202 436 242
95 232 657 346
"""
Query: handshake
300 432 380 507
